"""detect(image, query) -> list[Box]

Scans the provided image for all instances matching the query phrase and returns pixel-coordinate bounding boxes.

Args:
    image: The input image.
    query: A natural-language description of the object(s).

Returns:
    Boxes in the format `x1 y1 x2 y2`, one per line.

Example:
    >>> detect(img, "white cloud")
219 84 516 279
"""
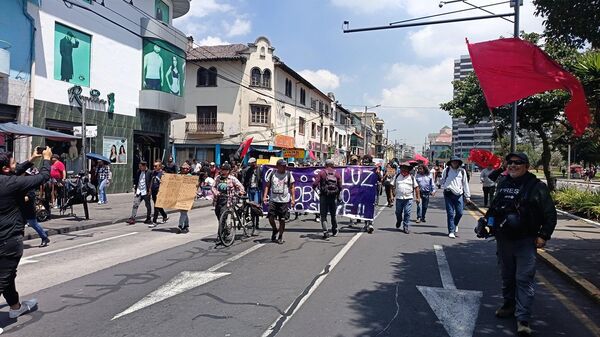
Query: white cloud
330 0 402 13
298 69 341 91
223 17 252 37
198 36 231 46
173 0 238 37
186 0 233 18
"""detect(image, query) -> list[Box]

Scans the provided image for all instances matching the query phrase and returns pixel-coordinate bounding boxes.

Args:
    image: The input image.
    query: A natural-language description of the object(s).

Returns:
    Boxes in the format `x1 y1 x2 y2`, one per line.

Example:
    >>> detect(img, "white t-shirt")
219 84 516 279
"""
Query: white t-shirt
269 171 295 203
144 52 163 80
394 173 417 200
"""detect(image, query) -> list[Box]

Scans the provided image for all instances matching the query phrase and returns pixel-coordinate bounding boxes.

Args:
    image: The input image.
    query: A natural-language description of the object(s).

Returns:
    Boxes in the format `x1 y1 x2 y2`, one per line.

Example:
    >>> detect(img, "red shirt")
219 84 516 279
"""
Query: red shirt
51 161 66 180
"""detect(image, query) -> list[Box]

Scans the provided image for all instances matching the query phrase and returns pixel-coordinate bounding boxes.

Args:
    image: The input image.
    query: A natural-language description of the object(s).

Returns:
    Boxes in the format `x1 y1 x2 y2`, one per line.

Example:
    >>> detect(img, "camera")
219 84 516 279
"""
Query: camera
36 146 44 155
475 217 495 238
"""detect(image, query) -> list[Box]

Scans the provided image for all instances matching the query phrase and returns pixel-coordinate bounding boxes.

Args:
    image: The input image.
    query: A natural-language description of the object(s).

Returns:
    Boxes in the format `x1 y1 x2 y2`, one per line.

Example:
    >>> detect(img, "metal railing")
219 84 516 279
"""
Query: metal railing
185 121 224 134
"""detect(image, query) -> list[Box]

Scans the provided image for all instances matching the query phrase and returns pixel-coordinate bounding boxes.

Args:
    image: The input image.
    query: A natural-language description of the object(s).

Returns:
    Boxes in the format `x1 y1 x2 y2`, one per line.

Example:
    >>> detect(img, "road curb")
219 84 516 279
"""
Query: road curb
24 202 212 241
470 201 600 305
556 209 600 228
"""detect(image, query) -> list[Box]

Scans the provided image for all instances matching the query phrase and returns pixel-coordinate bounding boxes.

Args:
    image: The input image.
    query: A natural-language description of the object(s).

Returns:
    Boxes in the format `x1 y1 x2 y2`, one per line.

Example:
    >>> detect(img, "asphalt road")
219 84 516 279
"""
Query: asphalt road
2 195 599 337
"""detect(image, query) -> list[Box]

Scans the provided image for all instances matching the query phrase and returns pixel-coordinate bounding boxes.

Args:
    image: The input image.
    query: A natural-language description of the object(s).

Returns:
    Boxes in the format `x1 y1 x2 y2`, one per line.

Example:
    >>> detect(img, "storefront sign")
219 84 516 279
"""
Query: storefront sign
103 136 127 164
73 125 97 138
283 149 305 159
274 134 295 149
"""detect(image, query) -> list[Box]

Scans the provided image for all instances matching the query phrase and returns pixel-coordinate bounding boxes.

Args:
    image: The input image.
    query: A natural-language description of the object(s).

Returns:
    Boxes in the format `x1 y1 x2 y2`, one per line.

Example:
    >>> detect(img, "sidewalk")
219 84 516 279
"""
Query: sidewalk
25 193 213 241
468 173 600 304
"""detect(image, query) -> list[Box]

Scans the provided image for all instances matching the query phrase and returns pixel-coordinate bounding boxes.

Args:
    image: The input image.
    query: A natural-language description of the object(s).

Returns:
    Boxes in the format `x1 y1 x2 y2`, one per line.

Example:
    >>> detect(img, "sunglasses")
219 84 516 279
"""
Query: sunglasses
507 160 526 166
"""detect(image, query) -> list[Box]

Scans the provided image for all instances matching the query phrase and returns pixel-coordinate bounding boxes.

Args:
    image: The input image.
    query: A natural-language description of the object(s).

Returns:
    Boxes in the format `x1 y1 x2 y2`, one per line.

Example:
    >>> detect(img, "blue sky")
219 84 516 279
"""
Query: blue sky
174 0 544 150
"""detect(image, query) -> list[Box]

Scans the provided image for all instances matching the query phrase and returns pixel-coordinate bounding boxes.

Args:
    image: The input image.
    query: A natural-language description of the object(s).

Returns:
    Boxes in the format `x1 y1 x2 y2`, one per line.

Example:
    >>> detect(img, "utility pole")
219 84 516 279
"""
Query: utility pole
510 0 521 152
319 111 324 162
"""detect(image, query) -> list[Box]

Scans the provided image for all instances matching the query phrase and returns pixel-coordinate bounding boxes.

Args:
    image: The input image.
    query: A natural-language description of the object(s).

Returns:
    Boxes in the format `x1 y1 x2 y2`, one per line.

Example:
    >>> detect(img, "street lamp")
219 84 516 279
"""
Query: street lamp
363 104 380 156
386 128 398 162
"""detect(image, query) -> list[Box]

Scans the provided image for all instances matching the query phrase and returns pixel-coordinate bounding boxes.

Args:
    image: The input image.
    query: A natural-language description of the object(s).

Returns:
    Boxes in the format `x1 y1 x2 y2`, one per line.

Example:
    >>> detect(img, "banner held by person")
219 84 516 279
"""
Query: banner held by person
261 165 378 220
155 174 198 210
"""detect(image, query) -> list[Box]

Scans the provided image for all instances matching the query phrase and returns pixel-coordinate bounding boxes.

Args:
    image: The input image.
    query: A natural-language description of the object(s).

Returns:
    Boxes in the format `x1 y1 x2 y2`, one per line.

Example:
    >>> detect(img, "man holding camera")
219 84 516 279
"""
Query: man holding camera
0 147 53 323
484 153 556 336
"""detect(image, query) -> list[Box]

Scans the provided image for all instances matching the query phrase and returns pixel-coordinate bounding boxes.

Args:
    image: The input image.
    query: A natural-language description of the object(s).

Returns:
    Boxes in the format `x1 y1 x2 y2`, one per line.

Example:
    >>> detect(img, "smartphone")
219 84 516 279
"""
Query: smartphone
36 147 44 155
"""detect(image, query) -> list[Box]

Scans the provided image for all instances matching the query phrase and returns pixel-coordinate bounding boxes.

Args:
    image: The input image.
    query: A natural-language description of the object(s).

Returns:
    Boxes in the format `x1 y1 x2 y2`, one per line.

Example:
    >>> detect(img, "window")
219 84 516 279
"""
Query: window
197 67 208 86
197 106 217 124
324 127 328 141
262 69 271 88
155 0 170 24
325 105 329 115
285 78 292 98
260 46 266 59
318 101 324 113
251 68 261 86
311 98 317 111
311 122 316 138
299 117 306 135
250 105 270 126
208 67 217 86
300 88 306 105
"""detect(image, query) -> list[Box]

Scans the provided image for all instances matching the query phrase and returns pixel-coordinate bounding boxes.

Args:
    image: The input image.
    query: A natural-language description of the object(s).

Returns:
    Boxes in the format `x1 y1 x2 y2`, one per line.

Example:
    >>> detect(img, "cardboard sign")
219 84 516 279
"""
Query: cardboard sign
283 149 305 159
257 159 270 165
155 174 198 211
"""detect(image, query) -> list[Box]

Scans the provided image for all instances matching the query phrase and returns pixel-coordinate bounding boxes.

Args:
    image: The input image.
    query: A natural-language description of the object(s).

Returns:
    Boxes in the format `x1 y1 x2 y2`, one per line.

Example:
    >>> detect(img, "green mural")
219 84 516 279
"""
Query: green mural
54 22 91 87
155 0 170 23
142 38 185 97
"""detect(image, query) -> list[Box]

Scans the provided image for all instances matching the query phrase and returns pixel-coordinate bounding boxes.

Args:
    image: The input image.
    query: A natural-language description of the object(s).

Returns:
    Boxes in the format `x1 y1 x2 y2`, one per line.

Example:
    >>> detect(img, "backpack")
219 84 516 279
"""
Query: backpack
443 167 467 186
321 169 340 196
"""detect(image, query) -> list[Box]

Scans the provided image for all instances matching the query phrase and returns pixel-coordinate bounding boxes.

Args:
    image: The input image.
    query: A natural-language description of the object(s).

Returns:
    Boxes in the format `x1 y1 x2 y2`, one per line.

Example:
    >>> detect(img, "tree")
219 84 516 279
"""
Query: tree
533 0 600 48
440 33 580 190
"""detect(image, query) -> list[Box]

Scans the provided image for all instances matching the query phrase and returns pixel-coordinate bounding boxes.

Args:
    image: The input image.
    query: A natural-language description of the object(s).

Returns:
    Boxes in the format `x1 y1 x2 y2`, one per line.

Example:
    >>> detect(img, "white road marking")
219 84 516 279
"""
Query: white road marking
261 232 363 337
417 245 482 337
434 244 456 290
19 232 139 266
112 243 265 320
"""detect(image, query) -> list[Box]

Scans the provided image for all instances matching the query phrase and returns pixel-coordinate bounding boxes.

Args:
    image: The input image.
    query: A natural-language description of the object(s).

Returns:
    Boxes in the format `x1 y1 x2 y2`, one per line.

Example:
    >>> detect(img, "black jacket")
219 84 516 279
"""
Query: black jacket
241 165 261 191
132 169 152 195
0 160 51 241
487 172 557 241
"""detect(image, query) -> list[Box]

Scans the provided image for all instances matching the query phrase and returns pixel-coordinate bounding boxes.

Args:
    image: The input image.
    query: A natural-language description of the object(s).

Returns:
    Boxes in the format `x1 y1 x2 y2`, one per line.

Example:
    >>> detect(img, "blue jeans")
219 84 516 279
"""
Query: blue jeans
444 191 464 233
99 179 109 203
178 210 189 229
27 218 48 240
395 198 412 228
416 193 430 220
248 188 260 203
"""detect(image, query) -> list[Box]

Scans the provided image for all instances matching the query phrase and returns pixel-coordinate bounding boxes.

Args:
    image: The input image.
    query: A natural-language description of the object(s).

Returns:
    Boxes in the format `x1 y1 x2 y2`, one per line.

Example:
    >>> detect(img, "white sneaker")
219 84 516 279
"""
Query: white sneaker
9 298 37 318
448 233 456 239
455 226 459 233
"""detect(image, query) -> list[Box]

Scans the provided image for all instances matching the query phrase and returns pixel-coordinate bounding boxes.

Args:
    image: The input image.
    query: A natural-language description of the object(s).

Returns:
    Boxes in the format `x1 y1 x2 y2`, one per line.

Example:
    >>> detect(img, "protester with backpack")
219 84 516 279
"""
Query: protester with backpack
263 159 295 244
440 156 472 238
394 162 420 234
484 153 556 336
313 159 342 239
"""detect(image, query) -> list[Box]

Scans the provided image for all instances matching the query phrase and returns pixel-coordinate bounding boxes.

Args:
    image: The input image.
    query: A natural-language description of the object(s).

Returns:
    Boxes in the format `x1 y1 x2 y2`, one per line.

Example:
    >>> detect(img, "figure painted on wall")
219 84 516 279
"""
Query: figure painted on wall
68 140 79 160
118 145 126 164
155 6 163 21
166 56 180 95
110 145 118 163
59 31 79 82
143 44 164 90
107 93 115 113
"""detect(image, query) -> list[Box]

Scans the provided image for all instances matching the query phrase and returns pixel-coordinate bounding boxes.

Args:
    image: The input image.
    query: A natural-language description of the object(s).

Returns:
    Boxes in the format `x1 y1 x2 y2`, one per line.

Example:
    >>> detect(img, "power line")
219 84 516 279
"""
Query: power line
389 1 511 25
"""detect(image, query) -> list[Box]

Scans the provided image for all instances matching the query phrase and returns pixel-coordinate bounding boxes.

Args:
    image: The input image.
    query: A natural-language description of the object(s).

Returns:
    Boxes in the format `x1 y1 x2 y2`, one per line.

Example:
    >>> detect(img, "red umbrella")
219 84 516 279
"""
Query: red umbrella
414 153 429 166
468 149 502 169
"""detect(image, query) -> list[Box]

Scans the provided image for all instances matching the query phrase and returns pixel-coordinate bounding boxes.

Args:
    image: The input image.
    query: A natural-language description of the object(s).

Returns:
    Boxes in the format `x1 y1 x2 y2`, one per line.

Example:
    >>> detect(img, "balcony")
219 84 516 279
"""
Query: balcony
186 121 225 136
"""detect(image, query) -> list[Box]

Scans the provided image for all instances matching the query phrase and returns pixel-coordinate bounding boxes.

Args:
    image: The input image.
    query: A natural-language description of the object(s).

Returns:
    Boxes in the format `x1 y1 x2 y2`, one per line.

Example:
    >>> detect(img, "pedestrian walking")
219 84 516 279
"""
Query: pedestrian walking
383 162 397 207
313 159 342 239
485 152 556 336
164 156 178 174
96 160 111 204
149 160 168 228
480 163 497 207
415 165 435 223
440 156 471 238
22 167 50 247
177 162 194 234
126 160 152 225
242 157 261 230
394 162 420 234
263 159 295 244
89 160 99 202
0 147 53 325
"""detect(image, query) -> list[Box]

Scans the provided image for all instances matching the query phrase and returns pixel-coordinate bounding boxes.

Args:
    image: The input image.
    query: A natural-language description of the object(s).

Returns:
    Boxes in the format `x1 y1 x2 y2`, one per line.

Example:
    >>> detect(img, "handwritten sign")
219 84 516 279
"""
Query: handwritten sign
283 149 305 159
155 174 198 211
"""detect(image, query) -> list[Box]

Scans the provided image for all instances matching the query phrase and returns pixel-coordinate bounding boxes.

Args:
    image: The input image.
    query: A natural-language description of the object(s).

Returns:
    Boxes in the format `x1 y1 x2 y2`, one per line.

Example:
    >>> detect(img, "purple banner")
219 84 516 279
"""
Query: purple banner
261 166 378 220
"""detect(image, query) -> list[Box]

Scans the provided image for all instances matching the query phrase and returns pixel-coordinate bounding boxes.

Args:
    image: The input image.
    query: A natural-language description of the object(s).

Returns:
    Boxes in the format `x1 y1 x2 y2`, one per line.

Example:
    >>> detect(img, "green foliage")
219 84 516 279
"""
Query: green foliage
553 187 600 220
533 0 600 48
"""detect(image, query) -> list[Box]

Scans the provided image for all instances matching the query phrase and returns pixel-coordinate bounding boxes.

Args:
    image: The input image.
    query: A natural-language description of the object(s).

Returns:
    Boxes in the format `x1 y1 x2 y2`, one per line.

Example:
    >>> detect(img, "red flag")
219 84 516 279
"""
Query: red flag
233 137 253 161
466 37 590 136
468 149 502 169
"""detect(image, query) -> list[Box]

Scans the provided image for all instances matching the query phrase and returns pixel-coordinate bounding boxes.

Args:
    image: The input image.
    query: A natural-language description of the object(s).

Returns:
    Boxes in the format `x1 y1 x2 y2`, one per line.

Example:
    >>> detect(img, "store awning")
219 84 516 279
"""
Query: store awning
0 122 79 141
250 147 282 154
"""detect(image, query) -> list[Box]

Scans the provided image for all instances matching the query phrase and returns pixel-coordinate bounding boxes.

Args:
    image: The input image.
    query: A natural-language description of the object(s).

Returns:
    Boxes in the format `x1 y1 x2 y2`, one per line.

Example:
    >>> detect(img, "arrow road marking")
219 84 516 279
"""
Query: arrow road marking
19 232 139 266
417 245 482 337
112 243 265 320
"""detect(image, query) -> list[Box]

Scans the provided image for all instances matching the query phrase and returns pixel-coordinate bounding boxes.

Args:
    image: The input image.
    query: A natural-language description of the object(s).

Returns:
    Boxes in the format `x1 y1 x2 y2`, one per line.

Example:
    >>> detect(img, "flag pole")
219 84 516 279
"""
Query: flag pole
510 0 520 152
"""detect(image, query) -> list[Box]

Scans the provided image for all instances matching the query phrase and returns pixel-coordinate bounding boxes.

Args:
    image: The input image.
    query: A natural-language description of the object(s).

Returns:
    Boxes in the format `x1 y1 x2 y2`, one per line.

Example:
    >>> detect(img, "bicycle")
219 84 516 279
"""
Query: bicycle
218 195 257 247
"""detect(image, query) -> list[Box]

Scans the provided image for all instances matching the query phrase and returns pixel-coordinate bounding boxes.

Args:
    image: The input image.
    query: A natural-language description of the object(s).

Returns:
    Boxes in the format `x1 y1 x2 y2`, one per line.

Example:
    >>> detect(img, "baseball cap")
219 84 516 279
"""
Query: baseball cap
505 152 529 163
248 157 257 163
325 159 334 166
210 162 215 165
276 159 287 166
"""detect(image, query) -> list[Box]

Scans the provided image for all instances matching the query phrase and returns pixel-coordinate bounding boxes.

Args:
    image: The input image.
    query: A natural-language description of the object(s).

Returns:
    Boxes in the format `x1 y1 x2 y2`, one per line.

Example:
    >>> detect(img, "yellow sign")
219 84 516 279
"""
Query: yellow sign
283 149 305 159
155 174 199 211
269 156 284 165
257 159 270 165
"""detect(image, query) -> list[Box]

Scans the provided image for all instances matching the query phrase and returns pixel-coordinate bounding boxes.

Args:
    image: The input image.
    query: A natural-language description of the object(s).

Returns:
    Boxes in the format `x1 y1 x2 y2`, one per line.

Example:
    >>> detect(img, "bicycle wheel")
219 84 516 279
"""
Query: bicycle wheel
218 209 236 247
241 204 255 237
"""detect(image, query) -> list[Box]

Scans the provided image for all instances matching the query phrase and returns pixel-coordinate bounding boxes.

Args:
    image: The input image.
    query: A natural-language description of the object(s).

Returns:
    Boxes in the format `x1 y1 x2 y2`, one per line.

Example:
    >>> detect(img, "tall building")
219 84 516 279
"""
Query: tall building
452 55 494 158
